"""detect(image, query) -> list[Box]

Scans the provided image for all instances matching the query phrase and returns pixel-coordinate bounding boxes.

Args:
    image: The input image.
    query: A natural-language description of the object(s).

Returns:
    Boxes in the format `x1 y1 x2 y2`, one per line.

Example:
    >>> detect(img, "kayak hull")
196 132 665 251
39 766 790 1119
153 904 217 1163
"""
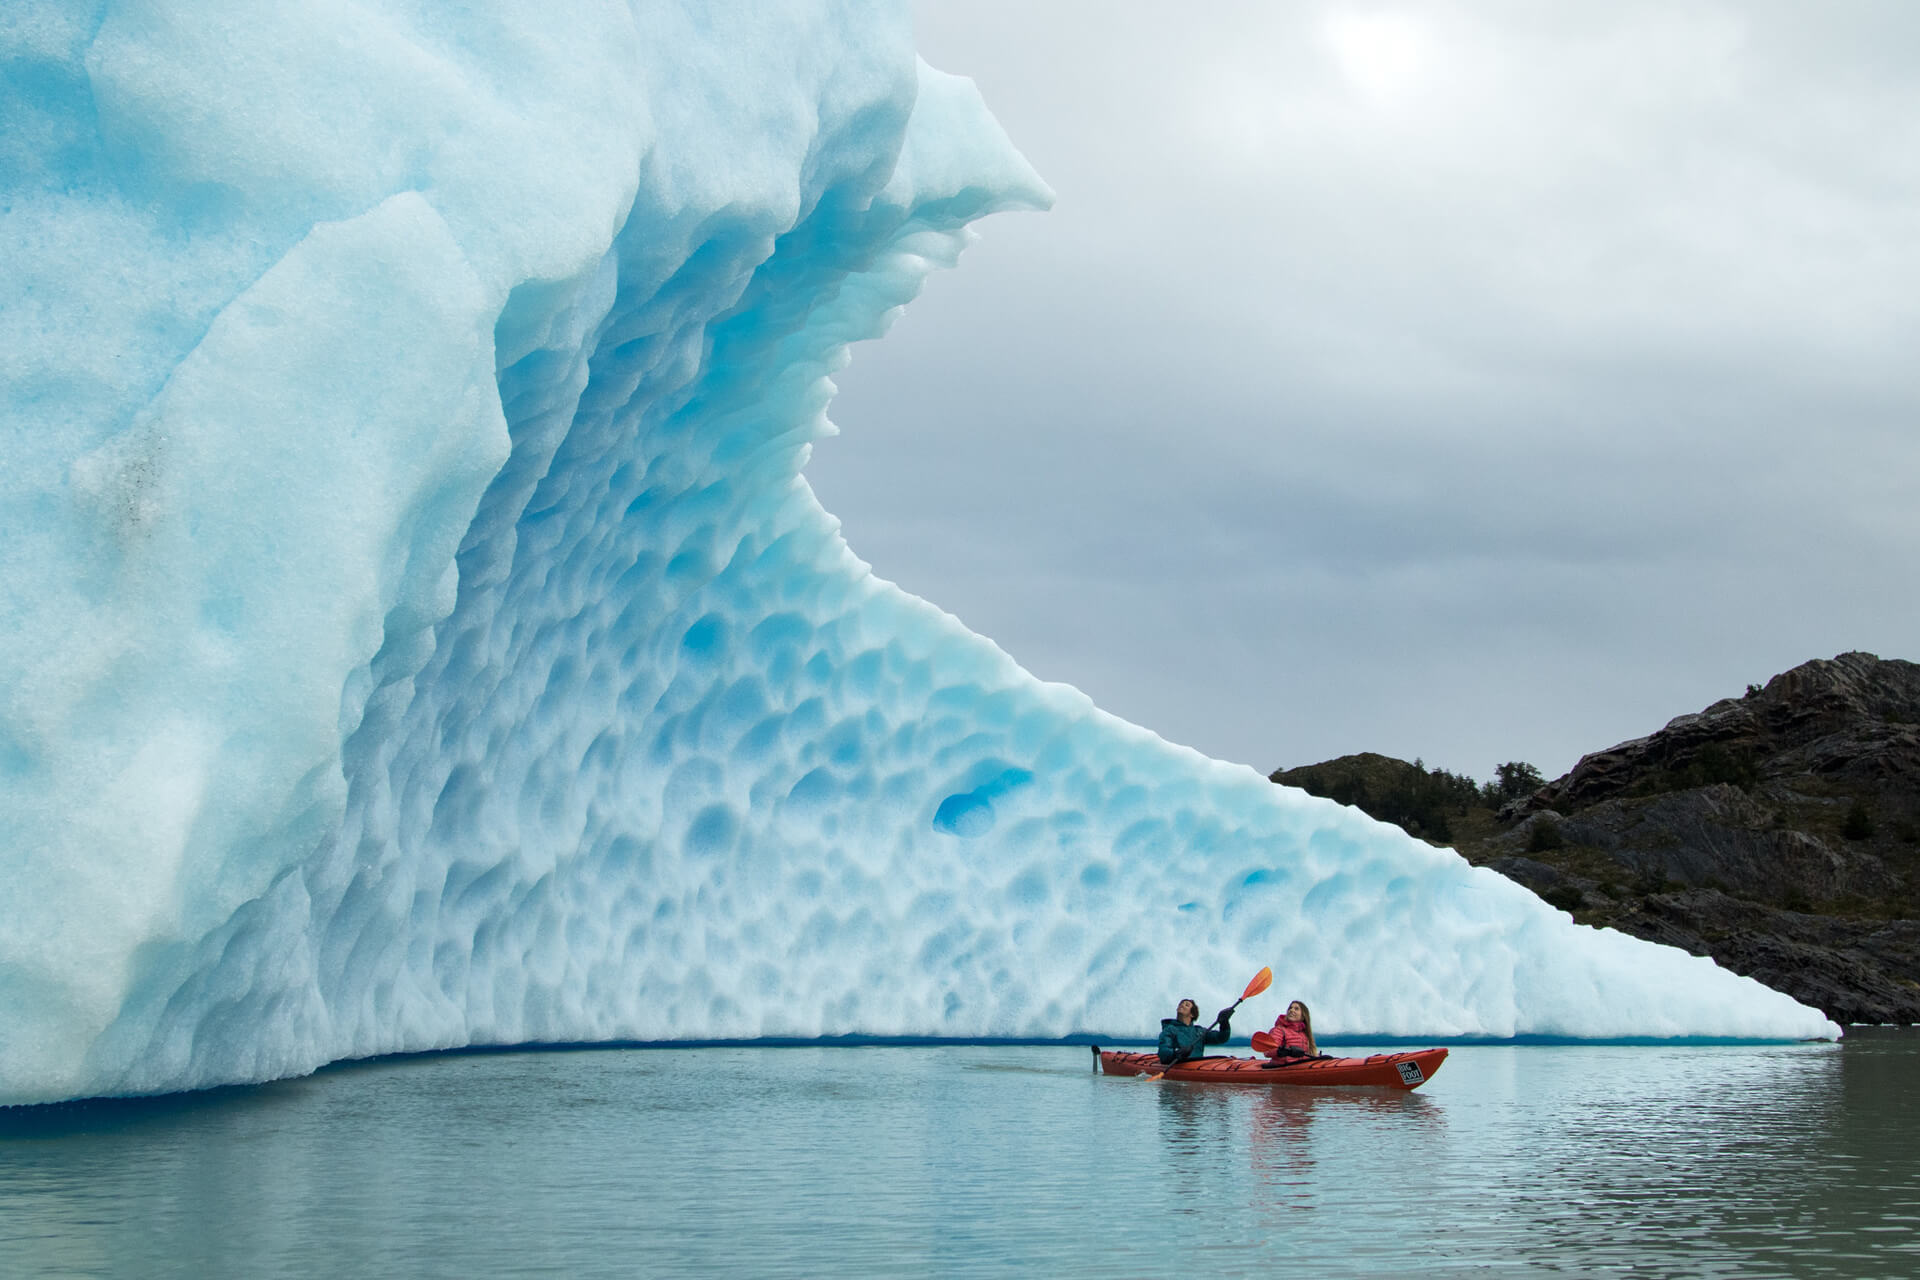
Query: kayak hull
1098 1047 1447 1090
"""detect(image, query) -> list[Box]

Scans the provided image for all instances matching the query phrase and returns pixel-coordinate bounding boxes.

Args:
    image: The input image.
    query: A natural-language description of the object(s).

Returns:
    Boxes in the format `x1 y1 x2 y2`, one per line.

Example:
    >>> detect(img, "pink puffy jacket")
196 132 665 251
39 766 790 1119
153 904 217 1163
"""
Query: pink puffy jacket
1267 1016 1312 1055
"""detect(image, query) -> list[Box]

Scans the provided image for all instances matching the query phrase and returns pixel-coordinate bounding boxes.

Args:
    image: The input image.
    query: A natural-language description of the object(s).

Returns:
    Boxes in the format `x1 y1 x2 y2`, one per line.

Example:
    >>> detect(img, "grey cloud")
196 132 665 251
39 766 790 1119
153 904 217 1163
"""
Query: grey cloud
810 0 1920 782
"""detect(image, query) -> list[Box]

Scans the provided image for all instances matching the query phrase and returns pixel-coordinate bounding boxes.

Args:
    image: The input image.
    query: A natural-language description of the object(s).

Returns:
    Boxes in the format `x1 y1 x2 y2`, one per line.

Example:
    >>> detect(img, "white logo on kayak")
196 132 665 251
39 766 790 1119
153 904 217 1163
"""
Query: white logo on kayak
1396 1061 1424 1084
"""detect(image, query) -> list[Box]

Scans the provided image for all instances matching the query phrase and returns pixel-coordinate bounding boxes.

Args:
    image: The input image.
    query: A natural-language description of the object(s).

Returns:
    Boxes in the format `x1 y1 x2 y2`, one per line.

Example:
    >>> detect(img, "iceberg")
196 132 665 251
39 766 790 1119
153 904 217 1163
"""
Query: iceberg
0 2 1835 1105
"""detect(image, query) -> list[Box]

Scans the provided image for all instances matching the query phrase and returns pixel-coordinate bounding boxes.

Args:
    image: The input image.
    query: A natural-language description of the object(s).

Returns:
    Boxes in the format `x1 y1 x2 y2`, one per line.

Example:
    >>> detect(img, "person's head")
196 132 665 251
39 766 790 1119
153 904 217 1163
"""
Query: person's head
1287 1000 1312 1030
1176 998 1200 1025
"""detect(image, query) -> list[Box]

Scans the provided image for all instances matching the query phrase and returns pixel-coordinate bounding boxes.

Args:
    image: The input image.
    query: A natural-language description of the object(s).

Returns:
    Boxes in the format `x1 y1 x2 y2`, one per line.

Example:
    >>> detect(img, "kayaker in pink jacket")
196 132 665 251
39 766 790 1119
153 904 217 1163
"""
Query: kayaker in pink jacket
1265 1000 1319 1058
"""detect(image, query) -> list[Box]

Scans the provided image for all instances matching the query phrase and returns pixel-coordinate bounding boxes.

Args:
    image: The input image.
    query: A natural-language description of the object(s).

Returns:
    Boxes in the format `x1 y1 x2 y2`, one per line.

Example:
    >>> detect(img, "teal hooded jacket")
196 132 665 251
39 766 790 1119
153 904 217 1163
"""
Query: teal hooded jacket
1156 1014 1230 1065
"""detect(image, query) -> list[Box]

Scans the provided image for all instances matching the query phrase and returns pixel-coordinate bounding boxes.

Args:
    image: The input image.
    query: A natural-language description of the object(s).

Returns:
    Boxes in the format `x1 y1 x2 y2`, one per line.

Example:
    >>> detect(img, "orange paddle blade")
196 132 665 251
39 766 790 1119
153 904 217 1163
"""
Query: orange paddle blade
1241 966 1273 1002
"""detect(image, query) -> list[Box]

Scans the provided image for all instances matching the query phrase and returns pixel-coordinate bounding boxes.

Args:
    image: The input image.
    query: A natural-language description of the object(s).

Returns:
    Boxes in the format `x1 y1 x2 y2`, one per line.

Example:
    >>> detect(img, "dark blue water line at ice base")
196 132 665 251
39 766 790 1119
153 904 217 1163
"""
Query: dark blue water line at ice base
123 1025 1855 1066
0 1030 1838 1128
1 1032 1914 1278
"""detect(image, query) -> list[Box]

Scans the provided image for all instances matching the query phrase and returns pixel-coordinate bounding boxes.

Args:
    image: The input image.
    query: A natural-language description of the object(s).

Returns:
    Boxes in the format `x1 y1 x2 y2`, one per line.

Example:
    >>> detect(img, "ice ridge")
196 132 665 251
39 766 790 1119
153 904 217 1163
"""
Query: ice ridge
0 2 1836 1104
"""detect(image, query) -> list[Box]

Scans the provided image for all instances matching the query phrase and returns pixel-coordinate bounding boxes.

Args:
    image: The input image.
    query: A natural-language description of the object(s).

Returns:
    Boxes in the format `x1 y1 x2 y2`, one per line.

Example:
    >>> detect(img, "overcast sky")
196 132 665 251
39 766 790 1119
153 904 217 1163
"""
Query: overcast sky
807 0 1920 781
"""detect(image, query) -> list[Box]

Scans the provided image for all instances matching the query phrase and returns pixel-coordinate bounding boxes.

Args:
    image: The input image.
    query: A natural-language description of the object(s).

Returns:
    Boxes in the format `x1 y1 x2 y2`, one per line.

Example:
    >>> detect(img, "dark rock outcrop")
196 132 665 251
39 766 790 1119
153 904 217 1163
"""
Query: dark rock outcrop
1604 892 1920 1025
1272 652 1920 1025
1527 651 1920 822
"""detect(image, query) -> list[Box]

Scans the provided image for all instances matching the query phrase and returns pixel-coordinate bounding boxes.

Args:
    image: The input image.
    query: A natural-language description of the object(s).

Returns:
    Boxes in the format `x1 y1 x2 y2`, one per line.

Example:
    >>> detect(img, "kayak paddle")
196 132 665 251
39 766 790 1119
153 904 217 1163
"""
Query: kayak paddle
1146 966 1272 1080
1213 965 1273 1031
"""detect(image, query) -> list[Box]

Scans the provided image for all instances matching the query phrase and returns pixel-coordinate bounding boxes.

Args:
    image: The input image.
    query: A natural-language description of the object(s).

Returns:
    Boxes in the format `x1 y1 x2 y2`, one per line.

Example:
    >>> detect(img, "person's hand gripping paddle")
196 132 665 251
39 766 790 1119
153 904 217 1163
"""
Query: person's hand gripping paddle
1146 966 1272 1080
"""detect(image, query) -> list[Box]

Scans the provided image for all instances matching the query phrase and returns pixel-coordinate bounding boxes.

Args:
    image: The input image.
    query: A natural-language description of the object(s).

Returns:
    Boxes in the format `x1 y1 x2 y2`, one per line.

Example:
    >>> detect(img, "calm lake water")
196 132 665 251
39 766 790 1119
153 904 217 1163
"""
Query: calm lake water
2 1031 1916 1277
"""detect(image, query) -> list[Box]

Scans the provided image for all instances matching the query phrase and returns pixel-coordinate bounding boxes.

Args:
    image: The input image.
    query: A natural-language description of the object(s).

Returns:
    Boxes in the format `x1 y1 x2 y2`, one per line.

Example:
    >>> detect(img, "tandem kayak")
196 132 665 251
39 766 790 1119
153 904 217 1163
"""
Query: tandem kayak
1096 1047 1448 1090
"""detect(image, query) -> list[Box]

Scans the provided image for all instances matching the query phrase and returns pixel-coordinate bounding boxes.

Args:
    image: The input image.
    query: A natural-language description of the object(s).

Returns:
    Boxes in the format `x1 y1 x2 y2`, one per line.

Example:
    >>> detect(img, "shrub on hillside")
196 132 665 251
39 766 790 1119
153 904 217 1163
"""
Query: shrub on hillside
1486 761 1545 806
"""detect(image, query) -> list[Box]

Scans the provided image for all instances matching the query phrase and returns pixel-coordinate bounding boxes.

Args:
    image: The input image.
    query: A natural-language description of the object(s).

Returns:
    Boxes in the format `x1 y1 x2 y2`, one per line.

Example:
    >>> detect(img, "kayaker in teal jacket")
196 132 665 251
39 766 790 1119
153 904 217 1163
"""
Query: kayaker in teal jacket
1157 998 1233 1065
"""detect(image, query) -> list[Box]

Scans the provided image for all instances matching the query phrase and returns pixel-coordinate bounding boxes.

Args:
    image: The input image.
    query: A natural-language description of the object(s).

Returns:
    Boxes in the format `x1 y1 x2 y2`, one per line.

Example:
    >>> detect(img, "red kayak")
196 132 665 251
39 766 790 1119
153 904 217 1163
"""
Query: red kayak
1097 1047 1447 1090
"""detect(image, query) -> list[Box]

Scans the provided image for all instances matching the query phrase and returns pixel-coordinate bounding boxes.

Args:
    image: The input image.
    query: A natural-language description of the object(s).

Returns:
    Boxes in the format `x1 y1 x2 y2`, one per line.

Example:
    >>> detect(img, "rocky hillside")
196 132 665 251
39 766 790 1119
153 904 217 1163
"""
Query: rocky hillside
1271 652 1920 1025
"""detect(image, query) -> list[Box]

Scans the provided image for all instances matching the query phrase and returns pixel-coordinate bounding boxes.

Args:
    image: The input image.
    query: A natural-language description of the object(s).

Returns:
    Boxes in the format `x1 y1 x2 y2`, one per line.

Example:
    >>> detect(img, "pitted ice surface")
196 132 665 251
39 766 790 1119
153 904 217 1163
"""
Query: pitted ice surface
0 2 1835 1105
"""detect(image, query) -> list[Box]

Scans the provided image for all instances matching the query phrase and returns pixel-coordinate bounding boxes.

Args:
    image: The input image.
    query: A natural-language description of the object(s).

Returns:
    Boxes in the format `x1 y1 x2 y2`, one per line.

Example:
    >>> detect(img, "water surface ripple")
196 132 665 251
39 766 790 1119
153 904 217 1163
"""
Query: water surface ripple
2 1032 1915 1277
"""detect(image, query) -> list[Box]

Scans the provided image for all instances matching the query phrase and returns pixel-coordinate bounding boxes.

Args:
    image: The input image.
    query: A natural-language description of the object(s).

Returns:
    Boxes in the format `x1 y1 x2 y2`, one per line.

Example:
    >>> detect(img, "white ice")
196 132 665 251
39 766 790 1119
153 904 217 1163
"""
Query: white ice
0 2 1837 1104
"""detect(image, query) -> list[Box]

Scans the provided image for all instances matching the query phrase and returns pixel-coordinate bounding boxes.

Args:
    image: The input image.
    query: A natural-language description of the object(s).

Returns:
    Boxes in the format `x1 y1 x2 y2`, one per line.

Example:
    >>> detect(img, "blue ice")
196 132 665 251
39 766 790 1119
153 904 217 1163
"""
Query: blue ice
0 2 1835 1104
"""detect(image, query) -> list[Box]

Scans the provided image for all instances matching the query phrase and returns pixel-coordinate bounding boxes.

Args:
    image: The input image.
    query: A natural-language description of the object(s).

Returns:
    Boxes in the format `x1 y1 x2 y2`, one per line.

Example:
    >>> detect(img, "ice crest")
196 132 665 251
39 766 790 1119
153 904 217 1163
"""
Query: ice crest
0 2 1835 1105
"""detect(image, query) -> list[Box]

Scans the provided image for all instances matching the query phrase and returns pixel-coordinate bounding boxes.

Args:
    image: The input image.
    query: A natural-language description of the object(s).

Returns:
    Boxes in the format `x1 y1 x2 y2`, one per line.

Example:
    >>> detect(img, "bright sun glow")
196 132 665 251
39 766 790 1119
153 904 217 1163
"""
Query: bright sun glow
1322 10 1429 105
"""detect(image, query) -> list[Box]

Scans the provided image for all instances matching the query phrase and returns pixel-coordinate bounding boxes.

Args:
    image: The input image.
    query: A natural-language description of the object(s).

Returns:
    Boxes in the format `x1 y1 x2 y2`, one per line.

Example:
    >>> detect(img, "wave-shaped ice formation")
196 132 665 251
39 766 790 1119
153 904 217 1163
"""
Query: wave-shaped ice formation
0 3 1836 1103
